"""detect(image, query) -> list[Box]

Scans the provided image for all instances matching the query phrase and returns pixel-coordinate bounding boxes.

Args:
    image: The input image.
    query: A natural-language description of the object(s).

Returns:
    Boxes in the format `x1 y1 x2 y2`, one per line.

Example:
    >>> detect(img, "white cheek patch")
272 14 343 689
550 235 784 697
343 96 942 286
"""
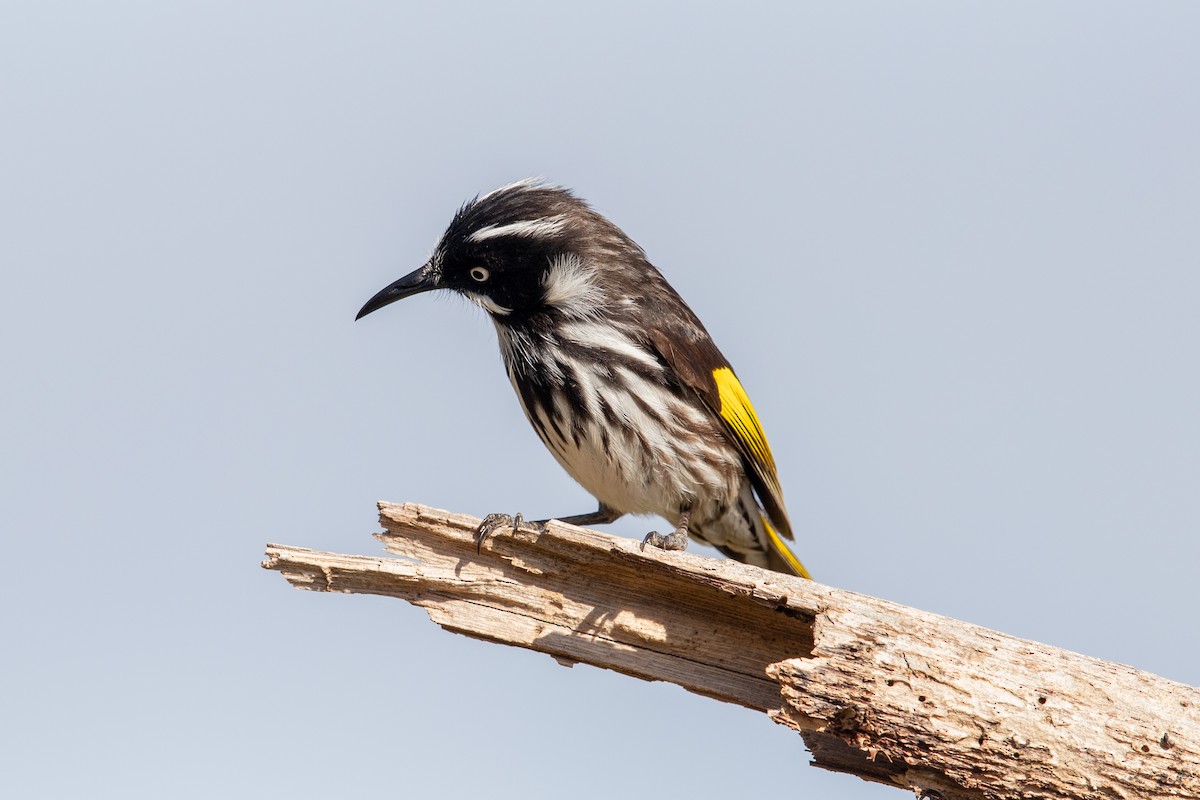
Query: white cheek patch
542 254 603 318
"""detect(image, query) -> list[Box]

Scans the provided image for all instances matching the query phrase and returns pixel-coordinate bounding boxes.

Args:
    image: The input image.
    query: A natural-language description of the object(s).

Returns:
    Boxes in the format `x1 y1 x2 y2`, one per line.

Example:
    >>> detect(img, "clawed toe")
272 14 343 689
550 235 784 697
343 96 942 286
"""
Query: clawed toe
475 513 514 553
474 512 544 553
640 528 689 552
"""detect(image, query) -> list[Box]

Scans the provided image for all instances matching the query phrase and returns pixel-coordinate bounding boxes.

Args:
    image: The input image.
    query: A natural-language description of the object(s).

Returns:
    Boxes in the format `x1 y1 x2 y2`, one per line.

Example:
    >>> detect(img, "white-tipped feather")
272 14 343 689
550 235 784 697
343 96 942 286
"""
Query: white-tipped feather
566 361 602 419
476 177 544 202
558 320 661 371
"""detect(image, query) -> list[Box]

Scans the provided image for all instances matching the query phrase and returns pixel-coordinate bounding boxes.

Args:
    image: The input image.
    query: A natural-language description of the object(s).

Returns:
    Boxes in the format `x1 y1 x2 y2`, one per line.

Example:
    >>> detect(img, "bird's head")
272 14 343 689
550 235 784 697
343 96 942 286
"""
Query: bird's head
357 180 644 324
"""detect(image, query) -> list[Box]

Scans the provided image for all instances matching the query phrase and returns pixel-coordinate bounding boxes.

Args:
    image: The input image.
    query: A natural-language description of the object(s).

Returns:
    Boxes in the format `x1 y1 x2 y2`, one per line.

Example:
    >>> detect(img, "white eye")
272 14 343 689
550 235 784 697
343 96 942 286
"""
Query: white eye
469 266 490 282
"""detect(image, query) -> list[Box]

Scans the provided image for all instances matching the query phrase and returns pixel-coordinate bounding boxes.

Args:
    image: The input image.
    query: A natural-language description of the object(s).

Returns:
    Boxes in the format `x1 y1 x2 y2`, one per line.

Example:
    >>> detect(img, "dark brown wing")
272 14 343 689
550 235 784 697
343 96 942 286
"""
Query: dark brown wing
644 319 795 541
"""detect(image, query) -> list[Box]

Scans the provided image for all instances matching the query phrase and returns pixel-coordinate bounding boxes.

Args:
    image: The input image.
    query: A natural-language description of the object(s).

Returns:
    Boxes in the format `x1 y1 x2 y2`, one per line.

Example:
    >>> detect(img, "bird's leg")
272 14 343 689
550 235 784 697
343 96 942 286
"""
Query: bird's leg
537 503 624 528
476 503 624 553
475 512 544 553
641 510 690 553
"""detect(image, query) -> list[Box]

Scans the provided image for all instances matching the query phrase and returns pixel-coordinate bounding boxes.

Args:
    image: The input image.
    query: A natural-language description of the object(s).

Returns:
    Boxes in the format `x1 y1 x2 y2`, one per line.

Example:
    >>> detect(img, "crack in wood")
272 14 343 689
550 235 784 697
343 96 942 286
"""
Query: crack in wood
263 502 1200 800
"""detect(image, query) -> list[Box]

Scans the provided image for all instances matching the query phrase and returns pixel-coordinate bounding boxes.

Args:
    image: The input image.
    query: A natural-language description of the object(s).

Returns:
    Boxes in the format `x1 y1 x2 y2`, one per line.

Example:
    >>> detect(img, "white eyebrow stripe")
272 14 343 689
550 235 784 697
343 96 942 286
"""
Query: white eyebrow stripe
469 215 567 243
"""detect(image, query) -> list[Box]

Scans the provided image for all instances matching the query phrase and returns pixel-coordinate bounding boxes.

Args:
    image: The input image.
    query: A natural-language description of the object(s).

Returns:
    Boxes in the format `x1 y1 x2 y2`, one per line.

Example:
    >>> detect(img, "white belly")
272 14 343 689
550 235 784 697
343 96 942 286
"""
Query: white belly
506 361 743 520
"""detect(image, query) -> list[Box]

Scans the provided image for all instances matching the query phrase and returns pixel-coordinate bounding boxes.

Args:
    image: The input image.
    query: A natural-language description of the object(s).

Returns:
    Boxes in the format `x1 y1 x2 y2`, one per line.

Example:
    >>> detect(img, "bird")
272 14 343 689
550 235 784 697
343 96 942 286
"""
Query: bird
356 179 811 578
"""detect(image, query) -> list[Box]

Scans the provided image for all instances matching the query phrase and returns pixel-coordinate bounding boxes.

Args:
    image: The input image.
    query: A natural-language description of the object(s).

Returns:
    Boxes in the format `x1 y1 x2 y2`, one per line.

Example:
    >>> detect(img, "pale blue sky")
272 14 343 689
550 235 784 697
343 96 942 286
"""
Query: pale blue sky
3 3 1198 798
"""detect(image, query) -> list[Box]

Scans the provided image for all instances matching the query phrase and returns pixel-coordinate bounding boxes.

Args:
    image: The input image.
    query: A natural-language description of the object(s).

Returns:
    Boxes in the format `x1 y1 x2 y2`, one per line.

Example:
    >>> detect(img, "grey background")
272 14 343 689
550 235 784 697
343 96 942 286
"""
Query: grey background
3 3 1197 798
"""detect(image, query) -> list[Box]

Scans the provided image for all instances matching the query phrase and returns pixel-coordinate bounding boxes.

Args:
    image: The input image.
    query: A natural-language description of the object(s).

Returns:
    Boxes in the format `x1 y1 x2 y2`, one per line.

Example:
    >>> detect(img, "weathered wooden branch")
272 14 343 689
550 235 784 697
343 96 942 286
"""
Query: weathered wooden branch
263 502 1200 799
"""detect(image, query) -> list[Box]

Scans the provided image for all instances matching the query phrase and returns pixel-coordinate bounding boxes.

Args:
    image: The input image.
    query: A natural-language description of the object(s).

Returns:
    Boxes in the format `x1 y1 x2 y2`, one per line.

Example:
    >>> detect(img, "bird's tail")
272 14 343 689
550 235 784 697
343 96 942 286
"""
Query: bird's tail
761 517 812 579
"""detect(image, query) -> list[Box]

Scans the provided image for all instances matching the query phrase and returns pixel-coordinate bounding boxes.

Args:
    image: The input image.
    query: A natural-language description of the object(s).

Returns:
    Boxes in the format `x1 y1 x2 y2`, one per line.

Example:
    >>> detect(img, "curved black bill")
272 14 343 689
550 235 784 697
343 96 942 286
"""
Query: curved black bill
356 264 438 320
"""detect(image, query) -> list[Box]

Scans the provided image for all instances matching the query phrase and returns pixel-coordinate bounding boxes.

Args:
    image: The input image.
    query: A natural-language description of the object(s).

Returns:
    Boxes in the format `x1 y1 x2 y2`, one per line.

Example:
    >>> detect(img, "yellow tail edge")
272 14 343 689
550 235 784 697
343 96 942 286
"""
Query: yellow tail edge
763 517 812 580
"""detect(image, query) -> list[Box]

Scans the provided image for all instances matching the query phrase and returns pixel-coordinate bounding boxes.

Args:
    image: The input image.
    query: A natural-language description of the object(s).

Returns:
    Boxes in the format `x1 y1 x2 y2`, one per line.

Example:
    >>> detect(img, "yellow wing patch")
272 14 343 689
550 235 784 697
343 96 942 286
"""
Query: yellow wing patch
713 367 777 477
714 367 805 573
763 517 812 579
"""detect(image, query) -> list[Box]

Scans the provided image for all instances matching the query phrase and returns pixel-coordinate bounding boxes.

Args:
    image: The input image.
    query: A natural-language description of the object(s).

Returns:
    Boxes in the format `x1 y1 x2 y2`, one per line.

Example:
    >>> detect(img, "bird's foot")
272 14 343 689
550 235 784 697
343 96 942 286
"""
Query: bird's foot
474 512 545 553
640 528 689 552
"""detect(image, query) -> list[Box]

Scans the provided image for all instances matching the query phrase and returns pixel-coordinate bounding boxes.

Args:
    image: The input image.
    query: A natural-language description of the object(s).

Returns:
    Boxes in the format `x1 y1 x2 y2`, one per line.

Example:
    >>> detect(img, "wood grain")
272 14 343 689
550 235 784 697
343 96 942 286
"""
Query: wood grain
264 502 1200 799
